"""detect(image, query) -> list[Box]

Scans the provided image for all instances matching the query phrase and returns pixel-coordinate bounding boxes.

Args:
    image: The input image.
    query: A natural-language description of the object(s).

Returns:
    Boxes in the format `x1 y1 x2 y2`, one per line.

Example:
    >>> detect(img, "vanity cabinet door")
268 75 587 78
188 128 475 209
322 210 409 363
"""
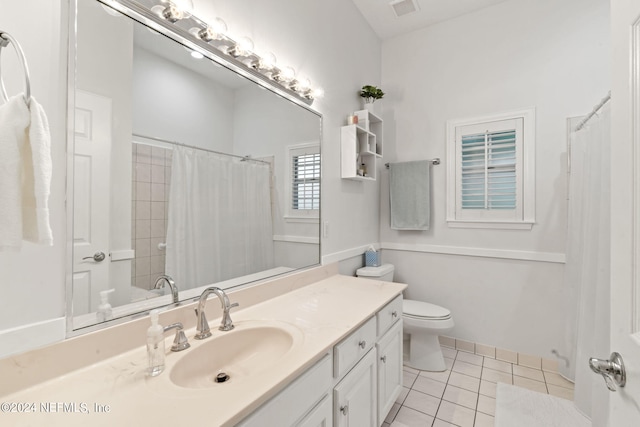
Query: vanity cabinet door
297 394 333 427
376 320 403 425
333 349 377 427
238 354 332 427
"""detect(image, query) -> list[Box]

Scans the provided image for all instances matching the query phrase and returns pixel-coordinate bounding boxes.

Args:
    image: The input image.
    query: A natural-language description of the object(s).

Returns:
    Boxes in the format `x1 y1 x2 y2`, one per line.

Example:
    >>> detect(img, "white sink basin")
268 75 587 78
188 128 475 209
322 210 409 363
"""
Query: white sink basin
170 321 301 389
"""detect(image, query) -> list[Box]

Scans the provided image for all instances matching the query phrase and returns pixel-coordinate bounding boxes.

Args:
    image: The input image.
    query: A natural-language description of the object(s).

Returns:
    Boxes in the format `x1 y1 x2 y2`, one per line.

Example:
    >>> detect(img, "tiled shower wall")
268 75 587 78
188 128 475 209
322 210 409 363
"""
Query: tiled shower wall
131 143 172 290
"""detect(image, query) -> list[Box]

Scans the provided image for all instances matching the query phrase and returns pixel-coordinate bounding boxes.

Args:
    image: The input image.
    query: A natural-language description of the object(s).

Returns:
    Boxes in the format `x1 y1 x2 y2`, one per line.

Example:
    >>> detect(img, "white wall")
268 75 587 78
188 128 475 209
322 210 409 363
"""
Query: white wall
0 0 382 356
132 47 235 152
380 0 610 357
0 0 67 352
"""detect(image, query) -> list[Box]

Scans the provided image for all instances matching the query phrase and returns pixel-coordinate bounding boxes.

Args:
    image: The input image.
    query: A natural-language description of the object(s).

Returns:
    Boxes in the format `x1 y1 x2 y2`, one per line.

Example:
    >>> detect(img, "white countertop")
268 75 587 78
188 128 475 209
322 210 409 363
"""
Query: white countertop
1 274 406 426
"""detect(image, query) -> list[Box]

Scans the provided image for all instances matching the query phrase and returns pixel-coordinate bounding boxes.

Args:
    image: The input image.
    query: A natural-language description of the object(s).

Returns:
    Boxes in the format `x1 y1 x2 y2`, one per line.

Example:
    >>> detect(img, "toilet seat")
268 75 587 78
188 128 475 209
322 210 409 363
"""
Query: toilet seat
403 299 451 320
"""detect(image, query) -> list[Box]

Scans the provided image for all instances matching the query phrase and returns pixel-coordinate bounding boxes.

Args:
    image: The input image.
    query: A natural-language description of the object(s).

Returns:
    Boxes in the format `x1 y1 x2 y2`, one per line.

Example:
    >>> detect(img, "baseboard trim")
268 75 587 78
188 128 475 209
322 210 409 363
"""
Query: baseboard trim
322 243 381 265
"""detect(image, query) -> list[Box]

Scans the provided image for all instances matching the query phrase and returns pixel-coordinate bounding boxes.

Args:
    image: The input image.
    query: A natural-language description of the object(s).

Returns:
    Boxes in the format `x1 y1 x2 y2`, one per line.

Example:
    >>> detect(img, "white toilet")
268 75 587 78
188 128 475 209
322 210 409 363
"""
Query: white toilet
356 264 454 372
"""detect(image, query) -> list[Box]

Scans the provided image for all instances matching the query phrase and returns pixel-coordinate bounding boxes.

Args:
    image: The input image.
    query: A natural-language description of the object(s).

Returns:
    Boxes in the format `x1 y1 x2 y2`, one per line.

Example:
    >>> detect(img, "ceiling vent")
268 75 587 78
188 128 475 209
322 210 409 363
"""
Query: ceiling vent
389 0 420 18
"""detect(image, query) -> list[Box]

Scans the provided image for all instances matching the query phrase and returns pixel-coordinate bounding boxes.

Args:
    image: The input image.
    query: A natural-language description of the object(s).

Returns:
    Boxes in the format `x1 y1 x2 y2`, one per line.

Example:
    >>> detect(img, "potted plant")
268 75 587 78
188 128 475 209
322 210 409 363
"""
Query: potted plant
359 85 385 112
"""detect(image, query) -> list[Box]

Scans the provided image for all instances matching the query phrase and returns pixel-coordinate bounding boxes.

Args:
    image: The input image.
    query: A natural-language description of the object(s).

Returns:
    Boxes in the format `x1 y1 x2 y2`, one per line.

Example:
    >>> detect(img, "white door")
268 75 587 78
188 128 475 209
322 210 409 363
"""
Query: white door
72 91 112 315
607 0 640 424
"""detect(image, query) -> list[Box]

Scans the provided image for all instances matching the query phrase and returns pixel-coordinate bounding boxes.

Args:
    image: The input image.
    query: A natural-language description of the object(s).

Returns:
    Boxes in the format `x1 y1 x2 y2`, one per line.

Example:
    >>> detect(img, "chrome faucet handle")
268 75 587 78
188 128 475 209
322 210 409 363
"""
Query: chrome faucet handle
219 302 239 331
163 322 190 352
194 308 212 340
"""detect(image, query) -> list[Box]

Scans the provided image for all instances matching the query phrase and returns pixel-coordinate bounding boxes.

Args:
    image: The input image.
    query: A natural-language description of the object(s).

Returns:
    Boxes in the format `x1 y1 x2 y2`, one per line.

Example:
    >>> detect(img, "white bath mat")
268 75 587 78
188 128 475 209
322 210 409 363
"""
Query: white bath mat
495 383 591 427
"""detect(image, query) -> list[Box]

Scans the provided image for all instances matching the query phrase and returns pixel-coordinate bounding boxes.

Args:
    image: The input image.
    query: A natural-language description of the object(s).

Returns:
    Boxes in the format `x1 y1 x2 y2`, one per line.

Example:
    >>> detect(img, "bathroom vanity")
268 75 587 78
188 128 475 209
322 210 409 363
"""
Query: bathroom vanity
0 267 406 426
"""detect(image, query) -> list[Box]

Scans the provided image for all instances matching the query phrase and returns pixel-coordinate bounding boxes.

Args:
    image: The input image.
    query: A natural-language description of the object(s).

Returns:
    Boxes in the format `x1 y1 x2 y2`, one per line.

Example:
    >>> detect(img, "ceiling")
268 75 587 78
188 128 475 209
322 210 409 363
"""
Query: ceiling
351 0 512 40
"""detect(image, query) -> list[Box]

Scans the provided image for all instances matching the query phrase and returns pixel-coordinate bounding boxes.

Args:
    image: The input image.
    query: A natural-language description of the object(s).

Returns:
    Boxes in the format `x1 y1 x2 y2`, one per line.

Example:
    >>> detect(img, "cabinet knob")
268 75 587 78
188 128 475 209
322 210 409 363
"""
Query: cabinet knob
358 340 366 349
340 405 349 416
391 310 398 318
381 355 387 363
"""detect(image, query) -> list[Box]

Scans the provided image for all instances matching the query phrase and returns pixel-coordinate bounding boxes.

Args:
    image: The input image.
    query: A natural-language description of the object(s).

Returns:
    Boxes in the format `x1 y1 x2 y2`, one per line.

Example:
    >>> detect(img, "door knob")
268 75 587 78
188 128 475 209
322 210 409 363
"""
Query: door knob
589 352 626 391
83 251 106 262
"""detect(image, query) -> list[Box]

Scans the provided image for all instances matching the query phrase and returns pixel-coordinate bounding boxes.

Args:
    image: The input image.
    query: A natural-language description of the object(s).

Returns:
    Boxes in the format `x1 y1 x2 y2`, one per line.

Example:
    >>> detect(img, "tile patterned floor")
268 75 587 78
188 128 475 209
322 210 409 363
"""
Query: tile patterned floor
382 346 575 427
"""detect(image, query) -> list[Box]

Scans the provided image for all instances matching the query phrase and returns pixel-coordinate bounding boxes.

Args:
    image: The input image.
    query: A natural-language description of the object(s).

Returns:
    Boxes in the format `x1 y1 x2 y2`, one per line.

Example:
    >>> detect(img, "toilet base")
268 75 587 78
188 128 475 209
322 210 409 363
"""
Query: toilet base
405 331 447 372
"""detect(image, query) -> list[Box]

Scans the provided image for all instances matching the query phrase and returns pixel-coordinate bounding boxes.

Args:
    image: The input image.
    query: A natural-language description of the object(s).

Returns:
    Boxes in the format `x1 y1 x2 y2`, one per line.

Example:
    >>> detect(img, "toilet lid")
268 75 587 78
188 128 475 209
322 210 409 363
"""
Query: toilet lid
403 299 451 320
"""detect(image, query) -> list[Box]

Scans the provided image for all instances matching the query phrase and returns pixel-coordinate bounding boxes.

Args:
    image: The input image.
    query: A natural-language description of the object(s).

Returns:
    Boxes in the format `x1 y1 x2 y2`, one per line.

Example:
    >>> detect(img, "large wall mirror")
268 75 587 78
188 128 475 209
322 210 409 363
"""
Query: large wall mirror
68 0 322 332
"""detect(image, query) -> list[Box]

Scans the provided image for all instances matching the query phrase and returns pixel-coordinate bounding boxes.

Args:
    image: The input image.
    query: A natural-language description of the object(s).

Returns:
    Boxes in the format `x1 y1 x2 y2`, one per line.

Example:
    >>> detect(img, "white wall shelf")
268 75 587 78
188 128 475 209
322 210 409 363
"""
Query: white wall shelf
341 109 383 181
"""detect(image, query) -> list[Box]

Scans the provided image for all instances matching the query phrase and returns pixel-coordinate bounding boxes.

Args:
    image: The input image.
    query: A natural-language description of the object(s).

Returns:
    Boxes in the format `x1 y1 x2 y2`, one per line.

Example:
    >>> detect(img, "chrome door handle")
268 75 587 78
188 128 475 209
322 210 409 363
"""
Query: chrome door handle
83 251 106 262
340 405 348 416
589 352 626 391
358 340 366 349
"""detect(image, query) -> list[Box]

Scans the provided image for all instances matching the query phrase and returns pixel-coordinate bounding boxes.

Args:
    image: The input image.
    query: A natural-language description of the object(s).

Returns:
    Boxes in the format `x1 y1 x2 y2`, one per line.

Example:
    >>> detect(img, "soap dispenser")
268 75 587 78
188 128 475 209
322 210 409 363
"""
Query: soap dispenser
146 309 165 377
96 289 115 322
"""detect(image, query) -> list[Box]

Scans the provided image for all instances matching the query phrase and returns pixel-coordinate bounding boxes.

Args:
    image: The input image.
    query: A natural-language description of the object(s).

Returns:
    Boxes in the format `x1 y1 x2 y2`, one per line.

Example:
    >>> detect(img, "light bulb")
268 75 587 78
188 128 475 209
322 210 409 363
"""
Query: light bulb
312 87 325 99
197 18 227 42
191 50 204 59
228 36 254 58
155 0 194 22
101 4 122 17
275 66 296 83
258 52 277 71
296 77 311 91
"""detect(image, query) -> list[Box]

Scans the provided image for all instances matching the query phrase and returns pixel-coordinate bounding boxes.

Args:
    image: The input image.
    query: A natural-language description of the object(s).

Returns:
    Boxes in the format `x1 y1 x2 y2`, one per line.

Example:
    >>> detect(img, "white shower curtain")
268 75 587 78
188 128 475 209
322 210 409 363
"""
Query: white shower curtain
565 103 610 420
165 146 274 289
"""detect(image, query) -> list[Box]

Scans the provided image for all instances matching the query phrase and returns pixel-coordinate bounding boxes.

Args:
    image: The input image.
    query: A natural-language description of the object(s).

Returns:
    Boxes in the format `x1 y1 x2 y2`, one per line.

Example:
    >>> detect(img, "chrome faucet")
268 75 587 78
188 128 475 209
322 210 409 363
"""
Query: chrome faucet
194 287 239 340
154 275 179 304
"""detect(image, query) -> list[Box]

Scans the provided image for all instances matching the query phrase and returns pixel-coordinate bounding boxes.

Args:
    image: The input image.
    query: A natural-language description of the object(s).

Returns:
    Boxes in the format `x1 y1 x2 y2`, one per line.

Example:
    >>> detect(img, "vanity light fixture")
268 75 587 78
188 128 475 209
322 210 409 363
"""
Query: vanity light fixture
118 0 321 104
150 0 193 23
227 36 254 58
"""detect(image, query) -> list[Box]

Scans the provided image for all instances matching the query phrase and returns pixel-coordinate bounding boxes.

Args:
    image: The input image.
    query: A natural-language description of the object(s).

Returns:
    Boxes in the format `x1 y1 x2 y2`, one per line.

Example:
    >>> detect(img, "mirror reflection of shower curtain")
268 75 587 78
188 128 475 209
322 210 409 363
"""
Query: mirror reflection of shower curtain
165 145 274 288
565 103 610 420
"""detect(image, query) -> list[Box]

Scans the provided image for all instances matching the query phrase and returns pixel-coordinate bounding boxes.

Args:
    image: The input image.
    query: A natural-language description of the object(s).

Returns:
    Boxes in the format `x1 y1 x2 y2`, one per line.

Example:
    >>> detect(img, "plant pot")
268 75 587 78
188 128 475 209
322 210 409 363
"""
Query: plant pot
363 100 376 113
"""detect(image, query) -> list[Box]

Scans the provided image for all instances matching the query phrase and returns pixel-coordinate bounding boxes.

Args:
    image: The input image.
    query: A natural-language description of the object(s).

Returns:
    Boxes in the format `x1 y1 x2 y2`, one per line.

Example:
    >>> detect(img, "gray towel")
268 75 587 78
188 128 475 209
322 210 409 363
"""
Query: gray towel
389 160 430 230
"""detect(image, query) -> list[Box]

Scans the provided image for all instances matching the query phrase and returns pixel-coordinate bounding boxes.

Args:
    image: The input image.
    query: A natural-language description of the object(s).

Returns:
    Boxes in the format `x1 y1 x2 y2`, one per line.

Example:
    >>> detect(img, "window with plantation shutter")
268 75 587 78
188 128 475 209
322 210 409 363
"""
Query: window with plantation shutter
446 109 535 229
287 143 320 219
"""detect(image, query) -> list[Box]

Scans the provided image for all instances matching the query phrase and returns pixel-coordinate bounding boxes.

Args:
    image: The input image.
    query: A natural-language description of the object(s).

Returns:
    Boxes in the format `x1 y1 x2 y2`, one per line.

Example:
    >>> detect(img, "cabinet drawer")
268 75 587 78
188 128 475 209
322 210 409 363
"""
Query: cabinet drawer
376 295 402 338
334 316 376 378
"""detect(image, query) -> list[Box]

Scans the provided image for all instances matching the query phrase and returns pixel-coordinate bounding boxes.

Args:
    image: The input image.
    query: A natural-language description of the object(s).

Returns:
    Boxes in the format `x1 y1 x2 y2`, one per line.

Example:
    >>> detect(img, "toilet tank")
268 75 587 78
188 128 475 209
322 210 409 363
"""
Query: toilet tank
356 264 395 282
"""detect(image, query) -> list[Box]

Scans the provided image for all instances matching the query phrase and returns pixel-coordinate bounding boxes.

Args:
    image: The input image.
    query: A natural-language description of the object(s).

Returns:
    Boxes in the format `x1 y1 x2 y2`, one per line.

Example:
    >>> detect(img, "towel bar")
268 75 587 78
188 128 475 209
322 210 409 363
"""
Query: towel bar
385 158 440 169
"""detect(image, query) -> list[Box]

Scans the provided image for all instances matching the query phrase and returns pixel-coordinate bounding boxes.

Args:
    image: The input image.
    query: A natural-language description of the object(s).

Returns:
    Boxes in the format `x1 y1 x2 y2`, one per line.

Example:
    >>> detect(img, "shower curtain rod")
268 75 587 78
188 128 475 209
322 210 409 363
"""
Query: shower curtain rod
132 133 270 165
574 91 611 131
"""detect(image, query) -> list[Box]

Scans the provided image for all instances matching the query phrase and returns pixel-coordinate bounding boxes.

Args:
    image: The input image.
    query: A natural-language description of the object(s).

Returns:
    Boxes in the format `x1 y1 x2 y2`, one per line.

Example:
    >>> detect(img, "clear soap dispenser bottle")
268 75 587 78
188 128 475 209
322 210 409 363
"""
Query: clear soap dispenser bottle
96 289 114 322
146 309 165 377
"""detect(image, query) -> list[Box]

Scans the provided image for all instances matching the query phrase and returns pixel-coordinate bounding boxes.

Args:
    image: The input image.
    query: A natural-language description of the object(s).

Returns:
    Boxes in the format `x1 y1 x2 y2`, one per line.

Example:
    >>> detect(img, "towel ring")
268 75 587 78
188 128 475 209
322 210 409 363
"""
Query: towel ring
0 31 31 107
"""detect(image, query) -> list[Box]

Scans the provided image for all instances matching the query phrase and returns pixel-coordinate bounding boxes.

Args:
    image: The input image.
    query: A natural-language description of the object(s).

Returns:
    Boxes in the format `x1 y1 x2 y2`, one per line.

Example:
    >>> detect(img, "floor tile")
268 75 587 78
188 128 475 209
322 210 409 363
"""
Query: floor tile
403 389 441 416
477 394 496 416
547 383 575 400
474 412 495 427
513 375 548 393
436 400 476 427
457 351 484 366
403 370 418 388
433 420 457 427
443 384 478 410
442 347 458 359
412 375 447 398
445 357 454 370
448 371 481 393
453 360 483 378
483 358 512 374
396 386 410 404
481 367 513 384
419 369 451 384
385 403 401 423
543 371 575 389
479 380 497 398
403 366 419 375
394 406 435 426
513 364 545 381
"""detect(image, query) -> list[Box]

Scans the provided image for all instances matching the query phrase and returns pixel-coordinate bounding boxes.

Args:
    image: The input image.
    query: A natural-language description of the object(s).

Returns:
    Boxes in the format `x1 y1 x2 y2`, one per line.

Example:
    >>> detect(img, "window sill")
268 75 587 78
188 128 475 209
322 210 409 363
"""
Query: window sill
284 216 319 224
447 220 534 230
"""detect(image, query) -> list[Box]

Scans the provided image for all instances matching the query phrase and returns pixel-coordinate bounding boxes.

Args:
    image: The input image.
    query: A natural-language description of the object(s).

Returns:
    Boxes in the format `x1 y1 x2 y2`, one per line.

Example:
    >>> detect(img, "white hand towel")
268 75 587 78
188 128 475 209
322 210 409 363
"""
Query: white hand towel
0 95 53 250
